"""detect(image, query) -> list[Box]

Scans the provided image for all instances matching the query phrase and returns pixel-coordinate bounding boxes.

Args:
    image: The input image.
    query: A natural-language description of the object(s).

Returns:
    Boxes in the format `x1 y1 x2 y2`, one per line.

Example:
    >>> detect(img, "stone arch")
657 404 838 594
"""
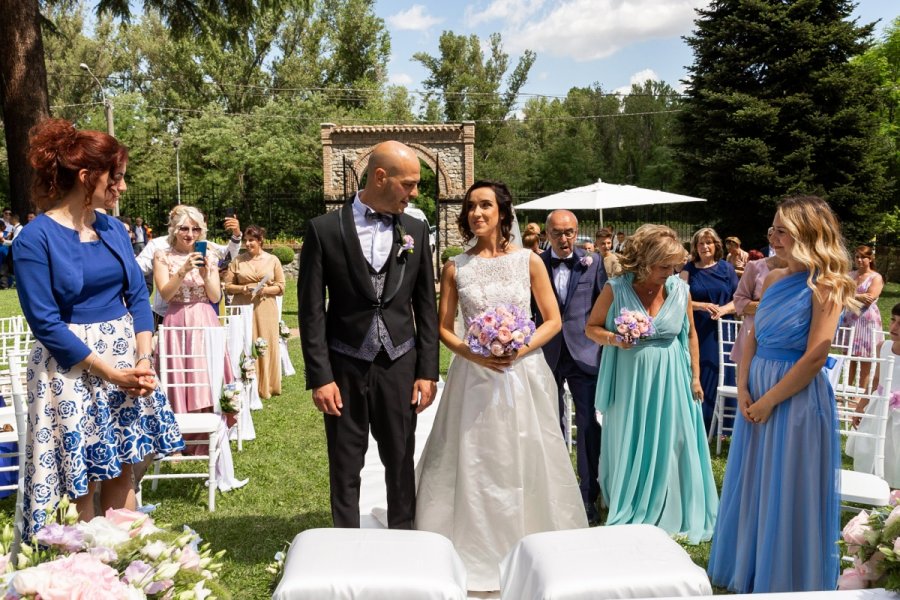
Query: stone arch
321 123 475 251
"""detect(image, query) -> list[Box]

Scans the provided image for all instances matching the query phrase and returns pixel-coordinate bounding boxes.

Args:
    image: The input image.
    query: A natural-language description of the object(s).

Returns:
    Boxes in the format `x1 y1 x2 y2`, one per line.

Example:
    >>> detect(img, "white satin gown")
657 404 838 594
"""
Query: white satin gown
415 250 588 591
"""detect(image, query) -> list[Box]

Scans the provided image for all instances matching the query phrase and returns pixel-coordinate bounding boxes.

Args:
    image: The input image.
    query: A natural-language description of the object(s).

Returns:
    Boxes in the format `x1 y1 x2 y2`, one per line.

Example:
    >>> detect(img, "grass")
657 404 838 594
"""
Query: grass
0 281 894 597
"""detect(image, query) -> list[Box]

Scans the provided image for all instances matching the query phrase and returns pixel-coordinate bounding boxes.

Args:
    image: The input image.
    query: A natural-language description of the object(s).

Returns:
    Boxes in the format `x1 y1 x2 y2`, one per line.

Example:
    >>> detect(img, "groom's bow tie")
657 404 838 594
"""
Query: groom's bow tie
365 208 394 226
551 256 576 269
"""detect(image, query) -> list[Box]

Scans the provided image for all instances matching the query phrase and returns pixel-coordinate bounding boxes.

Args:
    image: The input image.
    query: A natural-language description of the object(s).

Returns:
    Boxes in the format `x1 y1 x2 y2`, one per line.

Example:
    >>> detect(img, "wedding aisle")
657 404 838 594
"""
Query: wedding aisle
357 381 500 599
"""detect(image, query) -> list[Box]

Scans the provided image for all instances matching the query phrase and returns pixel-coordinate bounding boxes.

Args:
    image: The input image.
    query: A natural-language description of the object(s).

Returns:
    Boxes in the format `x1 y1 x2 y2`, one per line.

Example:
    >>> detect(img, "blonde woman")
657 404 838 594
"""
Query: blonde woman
708 196 859 593
586 224 717 543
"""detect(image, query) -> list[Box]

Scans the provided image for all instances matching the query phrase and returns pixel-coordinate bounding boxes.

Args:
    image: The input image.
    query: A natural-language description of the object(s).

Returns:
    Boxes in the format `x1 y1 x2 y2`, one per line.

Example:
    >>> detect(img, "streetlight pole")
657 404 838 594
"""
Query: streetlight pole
173 138 182 205
79 63 118 215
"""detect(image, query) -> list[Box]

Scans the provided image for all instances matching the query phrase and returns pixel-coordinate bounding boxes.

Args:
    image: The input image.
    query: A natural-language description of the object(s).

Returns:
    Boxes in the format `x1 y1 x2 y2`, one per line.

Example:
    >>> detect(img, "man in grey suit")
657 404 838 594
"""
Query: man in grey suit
538 210 608 525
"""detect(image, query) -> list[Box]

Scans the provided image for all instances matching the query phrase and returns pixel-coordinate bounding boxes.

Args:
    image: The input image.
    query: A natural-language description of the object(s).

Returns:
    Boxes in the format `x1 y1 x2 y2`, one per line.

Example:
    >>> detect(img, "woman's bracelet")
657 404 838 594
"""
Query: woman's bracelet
136 353 153 366
87 354 97 374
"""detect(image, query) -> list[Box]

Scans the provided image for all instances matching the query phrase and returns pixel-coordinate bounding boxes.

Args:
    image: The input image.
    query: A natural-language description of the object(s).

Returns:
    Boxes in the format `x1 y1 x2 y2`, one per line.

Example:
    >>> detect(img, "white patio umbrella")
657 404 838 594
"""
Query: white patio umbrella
514 179 706 228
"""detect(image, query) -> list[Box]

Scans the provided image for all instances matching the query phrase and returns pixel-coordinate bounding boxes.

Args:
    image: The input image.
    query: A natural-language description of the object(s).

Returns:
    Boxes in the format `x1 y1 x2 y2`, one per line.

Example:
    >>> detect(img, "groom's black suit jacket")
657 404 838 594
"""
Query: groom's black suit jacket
298 201 439 389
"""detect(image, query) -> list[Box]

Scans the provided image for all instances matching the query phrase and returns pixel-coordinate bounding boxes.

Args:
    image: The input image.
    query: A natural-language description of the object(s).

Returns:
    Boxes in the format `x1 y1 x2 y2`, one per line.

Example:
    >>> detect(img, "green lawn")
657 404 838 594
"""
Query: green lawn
0 282 895 597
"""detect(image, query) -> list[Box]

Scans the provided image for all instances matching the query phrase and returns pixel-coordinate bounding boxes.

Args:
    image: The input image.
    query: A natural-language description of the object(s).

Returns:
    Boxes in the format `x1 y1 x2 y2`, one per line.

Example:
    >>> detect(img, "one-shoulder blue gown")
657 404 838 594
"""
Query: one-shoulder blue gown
708 271 840 592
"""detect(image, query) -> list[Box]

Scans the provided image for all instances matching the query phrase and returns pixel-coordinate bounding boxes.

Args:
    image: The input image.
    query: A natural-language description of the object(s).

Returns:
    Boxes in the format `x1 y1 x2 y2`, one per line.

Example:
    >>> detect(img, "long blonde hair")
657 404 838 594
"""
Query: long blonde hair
619 224 685 281
776 195 858 310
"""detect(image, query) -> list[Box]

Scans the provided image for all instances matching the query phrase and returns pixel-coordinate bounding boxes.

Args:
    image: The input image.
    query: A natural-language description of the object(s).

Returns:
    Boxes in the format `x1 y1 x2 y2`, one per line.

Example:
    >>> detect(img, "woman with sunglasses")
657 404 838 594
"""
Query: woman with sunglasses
153 206 235 416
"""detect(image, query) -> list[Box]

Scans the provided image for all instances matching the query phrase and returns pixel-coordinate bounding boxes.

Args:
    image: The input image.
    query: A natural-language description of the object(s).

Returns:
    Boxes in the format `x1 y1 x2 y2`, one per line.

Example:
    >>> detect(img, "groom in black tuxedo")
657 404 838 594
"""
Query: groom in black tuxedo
298 141 439 529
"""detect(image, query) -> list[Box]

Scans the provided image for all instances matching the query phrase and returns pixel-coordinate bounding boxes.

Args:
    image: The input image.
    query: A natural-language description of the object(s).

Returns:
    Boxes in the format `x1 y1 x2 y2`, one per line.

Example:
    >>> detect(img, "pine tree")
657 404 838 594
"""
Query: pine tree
677 0 890 245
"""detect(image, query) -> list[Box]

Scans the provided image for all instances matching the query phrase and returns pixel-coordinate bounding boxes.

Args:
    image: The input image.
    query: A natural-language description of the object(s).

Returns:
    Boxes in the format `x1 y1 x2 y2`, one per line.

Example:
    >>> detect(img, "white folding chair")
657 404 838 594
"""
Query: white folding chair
223 304 257 448
0 349 29 561
708 318 740 454
837 353 895 509
562 382 574 453
143 324 224 511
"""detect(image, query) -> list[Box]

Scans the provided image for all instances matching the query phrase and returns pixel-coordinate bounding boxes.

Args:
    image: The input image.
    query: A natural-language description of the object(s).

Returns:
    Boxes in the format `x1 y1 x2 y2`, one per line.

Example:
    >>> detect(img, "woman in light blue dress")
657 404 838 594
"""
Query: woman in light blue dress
708 195 858 592
586 224 717 543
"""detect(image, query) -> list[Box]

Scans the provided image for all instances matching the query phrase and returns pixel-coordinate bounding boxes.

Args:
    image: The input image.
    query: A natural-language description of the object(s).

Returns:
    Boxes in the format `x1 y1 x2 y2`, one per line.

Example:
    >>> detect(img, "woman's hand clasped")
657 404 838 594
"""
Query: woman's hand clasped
743 394 774 424
112 366 157 397
470 348 518 373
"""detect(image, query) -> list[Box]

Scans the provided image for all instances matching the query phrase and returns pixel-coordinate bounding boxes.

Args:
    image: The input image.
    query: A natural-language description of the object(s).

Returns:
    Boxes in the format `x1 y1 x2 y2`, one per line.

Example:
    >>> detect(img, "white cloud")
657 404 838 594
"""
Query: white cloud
489 0 709 62
389 72 414 86
613 69 660 95
464 0 546 27
387 5 444 31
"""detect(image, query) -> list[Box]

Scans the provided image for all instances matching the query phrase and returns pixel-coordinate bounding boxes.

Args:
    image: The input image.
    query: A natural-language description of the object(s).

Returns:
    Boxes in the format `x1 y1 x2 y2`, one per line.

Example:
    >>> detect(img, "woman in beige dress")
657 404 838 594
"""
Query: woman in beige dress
223 225 285 399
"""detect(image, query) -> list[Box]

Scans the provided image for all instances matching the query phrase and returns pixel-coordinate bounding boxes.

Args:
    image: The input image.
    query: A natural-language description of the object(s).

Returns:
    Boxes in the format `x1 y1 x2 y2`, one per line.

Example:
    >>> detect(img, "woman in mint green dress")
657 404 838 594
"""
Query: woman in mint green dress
586 224 718 543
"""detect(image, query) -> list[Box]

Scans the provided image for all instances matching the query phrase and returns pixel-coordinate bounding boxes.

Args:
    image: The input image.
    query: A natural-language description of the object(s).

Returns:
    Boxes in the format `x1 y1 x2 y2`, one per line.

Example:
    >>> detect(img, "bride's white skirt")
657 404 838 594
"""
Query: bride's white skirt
415 351 588 591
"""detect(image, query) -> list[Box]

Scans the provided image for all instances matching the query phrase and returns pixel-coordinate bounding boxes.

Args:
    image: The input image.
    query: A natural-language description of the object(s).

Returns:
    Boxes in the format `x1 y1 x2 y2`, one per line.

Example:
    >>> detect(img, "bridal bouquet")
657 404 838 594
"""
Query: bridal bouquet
0 498 229 599
838 490 900 590
464 304 534 357
220 382 243 414
613 308 655 345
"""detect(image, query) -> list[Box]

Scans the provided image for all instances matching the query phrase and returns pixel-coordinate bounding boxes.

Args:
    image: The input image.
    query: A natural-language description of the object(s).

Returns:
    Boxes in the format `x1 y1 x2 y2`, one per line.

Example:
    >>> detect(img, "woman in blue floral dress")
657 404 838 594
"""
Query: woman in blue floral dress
13 119 183 534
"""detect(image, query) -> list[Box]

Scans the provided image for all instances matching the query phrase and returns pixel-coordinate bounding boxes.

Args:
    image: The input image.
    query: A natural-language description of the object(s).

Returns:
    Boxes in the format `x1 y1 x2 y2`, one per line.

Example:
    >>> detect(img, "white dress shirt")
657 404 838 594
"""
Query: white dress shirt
551 250 573 298
353 194 393 272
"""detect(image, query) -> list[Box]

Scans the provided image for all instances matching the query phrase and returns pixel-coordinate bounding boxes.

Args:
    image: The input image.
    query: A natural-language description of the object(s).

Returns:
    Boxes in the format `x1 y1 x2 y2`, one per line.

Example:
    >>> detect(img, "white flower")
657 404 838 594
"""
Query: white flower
140 540 171 561
580 255 593 267
77 517 131 549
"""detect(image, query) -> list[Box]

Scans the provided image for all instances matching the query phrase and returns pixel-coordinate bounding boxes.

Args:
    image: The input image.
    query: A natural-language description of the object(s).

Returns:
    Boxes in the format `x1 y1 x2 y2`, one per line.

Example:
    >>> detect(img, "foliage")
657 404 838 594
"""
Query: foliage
678 0 891 244
440 246 464 264
270 245 296 265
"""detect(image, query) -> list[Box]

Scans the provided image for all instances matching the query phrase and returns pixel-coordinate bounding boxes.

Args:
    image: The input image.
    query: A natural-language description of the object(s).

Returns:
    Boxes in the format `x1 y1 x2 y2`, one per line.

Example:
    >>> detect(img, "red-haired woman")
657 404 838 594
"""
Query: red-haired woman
13 119 183 535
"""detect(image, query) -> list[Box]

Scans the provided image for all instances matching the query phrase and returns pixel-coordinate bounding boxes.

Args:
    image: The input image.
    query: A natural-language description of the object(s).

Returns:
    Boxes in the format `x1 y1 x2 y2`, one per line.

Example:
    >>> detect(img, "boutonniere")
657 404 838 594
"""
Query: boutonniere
396 224 415 258
580 255 593 267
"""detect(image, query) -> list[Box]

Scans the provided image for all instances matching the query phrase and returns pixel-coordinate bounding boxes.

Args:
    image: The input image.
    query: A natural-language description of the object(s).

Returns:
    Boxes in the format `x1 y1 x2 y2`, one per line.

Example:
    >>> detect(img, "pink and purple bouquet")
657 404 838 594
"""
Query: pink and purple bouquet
464 304 535 357
0 497 229 599
838 490 900 591
613 308 655 345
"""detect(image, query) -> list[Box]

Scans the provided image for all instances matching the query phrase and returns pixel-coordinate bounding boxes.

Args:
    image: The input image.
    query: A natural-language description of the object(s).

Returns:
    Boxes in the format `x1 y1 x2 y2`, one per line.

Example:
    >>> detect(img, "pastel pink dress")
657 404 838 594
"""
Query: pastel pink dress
157 250 234 413
731 258 773 365
841 271 883 357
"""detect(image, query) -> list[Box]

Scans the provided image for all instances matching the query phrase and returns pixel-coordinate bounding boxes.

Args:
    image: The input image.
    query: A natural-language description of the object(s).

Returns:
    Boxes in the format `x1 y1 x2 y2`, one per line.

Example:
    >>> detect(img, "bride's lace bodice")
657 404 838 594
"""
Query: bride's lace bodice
453 250 532 323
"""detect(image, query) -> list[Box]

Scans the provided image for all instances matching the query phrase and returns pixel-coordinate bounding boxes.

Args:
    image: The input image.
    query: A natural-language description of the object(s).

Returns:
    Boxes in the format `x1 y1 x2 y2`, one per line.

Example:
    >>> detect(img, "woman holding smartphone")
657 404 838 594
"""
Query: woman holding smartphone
153 205 234 414
223 225 285 399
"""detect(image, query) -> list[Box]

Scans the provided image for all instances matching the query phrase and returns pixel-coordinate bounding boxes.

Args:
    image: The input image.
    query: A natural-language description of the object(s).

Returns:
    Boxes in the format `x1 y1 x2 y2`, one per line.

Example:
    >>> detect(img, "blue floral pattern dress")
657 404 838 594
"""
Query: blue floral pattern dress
22 239 183 535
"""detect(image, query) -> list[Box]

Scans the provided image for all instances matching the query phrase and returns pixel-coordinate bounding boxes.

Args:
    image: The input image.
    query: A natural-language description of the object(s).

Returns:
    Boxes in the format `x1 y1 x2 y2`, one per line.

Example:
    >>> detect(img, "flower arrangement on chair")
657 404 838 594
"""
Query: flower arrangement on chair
219 382 243 415
278 321 290 340
240 353 256 382
0 497 229 598
839 490 900 590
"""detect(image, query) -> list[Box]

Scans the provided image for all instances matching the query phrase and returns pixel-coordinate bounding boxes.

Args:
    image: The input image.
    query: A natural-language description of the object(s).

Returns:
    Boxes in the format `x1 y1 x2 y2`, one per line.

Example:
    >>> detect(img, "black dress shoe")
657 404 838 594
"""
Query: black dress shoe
584 501 600 526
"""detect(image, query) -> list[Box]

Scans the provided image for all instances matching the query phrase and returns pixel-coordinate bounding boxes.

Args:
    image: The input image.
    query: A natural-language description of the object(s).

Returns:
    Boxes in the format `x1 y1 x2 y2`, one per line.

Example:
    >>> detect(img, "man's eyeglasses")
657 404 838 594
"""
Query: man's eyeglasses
549 229 576 240
178 226 202 234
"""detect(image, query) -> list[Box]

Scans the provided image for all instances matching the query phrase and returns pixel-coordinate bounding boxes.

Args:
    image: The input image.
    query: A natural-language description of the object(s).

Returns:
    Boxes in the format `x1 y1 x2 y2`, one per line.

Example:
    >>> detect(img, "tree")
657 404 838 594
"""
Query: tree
678 0 890 244
414 32 535 163
0 0 49 218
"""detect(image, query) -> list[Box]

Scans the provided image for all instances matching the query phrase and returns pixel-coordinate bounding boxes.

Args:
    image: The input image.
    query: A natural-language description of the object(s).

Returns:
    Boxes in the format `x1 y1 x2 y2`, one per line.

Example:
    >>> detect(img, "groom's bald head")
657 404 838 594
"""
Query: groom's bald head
361 141 421 215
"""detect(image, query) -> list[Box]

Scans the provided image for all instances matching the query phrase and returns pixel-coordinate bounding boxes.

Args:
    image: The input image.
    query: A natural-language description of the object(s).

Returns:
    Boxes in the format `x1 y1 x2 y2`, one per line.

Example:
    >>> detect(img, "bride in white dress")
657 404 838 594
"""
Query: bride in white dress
415 180 588 591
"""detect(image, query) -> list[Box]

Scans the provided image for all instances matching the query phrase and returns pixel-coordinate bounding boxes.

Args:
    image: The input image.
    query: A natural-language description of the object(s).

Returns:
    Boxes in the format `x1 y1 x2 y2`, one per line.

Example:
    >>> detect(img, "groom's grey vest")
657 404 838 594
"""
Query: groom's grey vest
329 261 416 361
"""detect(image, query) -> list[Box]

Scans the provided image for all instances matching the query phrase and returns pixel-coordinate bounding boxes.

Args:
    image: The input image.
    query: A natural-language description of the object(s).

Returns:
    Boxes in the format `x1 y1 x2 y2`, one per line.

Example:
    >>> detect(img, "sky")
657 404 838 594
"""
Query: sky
376 0 899 102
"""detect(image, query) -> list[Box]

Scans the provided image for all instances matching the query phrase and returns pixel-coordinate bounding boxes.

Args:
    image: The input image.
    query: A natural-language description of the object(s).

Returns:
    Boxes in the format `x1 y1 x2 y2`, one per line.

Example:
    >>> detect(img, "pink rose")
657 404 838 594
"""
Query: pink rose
838 566 869 590
885 505 900 529
842 510 871 547
105 507 158 537
490 340 505 357
478 331 491 346
482 315 495 327
891 489 900 506
12 553 134 599
511 330 526 345
860 551 885 582
497 327 512 344
616 324 630 334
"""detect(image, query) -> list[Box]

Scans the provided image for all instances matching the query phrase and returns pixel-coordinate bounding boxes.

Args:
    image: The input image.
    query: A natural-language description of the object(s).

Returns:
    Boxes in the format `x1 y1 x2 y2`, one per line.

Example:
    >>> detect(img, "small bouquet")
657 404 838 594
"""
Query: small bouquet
240 353 257 381
464 304 534 358
0 497 229 598
838 490 900 591
613 308 655 345
278 321 291 340
220 382 243 414
253 337 268 358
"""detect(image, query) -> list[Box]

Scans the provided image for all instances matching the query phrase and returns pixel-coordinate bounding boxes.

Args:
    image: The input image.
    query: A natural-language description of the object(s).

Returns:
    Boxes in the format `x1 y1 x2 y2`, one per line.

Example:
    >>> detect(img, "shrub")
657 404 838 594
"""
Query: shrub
441 246 464 264
271 245 296 265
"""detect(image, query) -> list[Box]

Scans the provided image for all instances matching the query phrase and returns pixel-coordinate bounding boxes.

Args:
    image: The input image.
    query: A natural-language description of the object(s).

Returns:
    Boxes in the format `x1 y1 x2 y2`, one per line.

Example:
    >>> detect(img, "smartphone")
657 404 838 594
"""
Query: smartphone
193 240 207 267
224 207 235 218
